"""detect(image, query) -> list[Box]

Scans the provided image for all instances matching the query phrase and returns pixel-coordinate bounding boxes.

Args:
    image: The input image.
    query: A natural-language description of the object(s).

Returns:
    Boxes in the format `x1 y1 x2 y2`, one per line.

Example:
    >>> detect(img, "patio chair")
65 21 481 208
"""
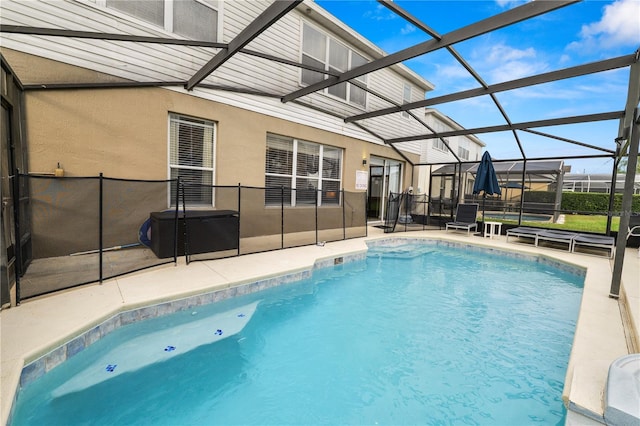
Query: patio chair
572 234 615 258
628 215 640 257
445 203 479 236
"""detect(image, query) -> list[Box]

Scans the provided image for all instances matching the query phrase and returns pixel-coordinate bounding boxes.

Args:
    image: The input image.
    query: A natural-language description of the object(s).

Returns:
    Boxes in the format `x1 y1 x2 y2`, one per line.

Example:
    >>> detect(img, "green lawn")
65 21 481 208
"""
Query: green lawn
486 214 621 234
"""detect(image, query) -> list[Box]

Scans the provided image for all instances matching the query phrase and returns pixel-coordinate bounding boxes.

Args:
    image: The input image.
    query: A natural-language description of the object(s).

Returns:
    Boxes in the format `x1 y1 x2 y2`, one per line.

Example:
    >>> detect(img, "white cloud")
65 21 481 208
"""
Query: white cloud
559 54 572 65
494 0 529 9
436 63 473 80
490 61 541 82
508 85 583 101
485 44 536 63
475 43 547 83
363 4 397 21
571 0 640 50
400 24 416 35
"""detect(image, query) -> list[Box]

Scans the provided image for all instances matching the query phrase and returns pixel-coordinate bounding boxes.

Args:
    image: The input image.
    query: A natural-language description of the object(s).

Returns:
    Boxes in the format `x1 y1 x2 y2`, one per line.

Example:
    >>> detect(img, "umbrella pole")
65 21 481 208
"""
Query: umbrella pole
482 193 486 236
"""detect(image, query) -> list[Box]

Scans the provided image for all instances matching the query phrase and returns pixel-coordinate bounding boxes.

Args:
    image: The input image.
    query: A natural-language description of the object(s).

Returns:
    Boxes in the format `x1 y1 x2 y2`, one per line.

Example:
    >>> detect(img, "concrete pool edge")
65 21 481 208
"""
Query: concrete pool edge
1 231 636 425
14 250 371 388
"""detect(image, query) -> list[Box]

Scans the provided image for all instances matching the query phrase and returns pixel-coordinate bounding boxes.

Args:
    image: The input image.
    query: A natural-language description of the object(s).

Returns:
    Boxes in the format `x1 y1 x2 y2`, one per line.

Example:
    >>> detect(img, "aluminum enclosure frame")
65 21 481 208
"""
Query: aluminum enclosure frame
1 0 639 295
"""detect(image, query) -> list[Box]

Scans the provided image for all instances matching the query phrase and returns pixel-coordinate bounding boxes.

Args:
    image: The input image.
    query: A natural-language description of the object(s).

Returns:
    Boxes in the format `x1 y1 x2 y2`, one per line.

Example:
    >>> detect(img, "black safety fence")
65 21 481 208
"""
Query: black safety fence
188 185 368 262
383 193 431 233
384 191 640 246
14 174 367 302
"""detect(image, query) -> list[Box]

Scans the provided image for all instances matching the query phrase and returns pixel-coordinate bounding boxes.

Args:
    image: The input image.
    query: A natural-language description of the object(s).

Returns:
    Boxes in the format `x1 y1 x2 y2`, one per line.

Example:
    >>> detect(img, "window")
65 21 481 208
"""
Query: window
458 146 470 160
458 140 470 160
301 23 367 107
169 114 216 206
106 0 218 41
106 0 164 26
402 83 411 118
265 134 342 206
350 52 367 105
173 0 217 41
433 138 448 152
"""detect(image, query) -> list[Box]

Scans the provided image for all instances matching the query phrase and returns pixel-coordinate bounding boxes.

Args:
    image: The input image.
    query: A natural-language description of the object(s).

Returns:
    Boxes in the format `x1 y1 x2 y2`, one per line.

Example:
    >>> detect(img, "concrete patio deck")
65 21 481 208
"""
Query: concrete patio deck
1 227 638 425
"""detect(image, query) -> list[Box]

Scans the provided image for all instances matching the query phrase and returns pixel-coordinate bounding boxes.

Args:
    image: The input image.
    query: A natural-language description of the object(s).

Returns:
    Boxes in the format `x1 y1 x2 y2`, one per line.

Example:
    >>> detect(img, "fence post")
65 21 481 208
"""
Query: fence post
606 147 620 235
12 171 22 304
315 189 319 245
280 185 284 249
342 189 346 240
518 160 527 225
610 107 639 297
177 177 184 264
99 173 103 284
364 191 368 237
237 183 241 256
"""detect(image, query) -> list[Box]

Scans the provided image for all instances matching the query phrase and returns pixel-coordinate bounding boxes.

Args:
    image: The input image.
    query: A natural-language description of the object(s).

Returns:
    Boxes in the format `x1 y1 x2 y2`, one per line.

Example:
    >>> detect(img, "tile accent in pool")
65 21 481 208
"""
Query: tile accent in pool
18 252 365 388
313 252 366 270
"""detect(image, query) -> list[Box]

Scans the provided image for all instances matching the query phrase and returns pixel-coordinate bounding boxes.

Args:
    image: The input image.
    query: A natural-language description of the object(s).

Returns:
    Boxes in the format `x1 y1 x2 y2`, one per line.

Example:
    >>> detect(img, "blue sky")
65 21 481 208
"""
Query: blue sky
315 0 640 174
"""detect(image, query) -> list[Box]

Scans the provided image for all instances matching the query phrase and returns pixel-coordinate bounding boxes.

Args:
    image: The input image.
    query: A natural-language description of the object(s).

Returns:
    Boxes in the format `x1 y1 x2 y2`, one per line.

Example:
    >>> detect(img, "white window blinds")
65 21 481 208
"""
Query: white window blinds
107 0 217 42
433 138 448 152
107 0 164 26
169 114 216 206
265 133 342 207
174 0 218 42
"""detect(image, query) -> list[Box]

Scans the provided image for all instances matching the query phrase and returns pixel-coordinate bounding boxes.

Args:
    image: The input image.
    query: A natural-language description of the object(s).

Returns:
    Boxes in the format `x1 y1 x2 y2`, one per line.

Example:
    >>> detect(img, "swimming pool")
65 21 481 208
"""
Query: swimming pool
10 240 584 425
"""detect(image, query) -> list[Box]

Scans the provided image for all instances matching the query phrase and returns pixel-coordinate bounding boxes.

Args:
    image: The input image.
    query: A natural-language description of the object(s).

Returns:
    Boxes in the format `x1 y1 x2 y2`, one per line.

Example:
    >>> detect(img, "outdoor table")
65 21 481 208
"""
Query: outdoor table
483 221 502 239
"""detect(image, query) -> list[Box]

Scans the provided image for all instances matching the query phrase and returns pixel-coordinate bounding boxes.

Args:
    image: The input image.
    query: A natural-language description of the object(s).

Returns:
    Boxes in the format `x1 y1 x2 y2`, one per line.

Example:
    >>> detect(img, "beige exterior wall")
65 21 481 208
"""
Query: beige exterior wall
7 50 417 185
24 85 417 186
5 51 418 255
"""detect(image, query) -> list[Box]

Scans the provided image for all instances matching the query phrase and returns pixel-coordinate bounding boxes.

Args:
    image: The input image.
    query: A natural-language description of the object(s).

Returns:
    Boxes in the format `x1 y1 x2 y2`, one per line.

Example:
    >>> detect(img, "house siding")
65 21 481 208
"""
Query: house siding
1 0 442 251
0 0 431 151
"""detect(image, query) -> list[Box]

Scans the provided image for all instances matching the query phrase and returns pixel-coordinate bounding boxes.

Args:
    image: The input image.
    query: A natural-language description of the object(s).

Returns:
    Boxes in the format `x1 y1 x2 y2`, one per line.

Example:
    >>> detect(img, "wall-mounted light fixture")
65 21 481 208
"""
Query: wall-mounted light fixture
362 159 367 166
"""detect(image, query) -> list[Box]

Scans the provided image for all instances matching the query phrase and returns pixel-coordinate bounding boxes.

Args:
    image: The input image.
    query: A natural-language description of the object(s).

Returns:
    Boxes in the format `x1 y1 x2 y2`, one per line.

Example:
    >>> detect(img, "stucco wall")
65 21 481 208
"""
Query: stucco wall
21 79 416 187
6 51 418 255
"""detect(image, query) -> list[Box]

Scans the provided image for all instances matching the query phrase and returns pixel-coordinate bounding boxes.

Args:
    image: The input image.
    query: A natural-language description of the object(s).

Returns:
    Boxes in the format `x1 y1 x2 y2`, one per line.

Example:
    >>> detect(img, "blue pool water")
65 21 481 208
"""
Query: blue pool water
11 242 584 425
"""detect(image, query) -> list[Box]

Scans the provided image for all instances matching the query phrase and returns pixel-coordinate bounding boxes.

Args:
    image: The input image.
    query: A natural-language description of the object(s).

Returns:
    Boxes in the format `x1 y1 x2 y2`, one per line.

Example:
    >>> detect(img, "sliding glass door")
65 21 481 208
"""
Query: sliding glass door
367 157 402 221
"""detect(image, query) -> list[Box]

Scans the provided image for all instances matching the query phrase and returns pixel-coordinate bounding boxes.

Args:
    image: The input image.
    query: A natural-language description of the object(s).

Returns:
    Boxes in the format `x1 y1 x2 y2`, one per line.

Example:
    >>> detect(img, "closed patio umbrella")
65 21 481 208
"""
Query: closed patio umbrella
473 151 502 235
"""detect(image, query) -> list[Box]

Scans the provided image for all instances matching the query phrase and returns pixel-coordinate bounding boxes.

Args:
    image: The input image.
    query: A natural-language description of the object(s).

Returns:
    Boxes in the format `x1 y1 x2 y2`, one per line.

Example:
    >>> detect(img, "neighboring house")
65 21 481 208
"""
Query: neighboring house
563 173 640 194
0 0 439 299
415 109 485 198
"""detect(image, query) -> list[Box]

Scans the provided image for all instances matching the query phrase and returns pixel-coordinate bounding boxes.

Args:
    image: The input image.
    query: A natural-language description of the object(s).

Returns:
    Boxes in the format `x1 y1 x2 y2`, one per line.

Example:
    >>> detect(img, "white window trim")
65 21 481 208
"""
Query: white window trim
265 135 343 207
167 113 217 208
299 21 368 109
96 0 221 42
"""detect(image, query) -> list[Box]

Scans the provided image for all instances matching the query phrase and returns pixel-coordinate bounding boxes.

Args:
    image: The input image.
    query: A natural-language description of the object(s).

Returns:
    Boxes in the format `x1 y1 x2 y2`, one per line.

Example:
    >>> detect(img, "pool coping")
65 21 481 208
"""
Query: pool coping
1 230 636 425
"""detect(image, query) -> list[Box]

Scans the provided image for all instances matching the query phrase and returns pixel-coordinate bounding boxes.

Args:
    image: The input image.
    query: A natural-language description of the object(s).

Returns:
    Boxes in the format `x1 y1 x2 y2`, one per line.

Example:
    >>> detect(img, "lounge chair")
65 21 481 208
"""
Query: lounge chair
536 230 578 252
572 234 615 258
505 226 542 245
445 203 479 236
